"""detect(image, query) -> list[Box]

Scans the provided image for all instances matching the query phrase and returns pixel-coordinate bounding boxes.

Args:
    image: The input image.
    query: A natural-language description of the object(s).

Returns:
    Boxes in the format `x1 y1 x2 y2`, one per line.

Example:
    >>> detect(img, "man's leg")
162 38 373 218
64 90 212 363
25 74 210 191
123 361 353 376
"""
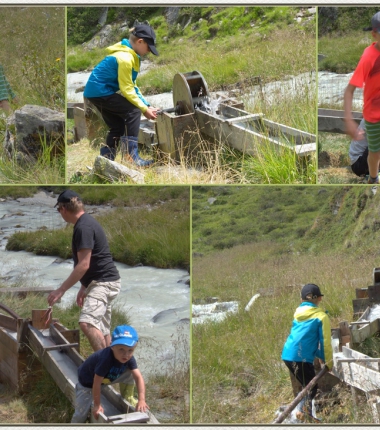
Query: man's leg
79 321 106 351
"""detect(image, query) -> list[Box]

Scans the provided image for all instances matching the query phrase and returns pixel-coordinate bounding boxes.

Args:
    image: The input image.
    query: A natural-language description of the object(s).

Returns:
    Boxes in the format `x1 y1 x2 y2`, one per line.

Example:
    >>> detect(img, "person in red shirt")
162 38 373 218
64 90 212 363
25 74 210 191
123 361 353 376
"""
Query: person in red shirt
344 11 380 184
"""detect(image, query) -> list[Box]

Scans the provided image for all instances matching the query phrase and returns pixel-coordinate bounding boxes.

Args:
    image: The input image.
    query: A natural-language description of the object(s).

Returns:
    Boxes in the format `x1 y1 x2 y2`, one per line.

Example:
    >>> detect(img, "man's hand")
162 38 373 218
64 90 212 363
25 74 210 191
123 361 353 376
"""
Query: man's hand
143 107 159 120
76 285 86 307
47 288 64 307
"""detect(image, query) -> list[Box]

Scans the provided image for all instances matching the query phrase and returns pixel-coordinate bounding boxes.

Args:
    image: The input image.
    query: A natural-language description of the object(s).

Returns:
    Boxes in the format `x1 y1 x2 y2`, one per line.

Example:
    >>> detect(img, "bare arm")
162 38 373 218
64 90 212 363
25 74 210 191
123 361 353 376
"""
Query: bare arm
47 248 92 306
92 374 104 419
344 84 363 140
132 368 149 412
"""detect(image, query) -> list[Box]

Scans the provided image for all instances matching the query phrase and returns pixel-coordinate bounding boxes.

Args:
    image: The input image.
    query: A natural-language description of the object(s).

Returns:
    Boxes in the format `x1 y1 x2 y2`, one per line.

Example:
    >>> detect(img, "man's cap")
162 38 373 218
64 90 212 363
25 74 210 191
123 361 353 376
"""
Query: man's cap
363 11 380 33
54 190 82 207
301 283 324 300
111 325 139 348
132 24 159 56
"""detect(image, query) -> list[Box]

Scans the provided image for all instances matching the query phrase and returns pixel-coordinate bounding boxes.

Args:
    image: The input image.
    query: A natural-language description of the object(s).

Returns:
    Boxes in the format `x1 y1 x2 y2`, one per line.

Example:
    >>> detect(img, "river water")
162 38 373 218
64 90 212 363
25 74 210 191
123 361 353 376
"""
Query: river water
0 190 190 377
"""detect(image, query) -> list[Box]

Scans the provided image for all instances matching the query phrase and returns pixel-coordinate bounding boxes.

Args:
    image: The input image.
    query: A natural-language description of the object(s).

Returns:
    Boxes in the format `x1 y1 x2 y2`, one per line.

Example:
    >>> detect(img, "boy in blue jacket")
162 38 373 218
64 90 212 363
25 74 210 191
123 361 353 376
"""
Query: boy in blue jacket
281 283 333 423
84 24 159 166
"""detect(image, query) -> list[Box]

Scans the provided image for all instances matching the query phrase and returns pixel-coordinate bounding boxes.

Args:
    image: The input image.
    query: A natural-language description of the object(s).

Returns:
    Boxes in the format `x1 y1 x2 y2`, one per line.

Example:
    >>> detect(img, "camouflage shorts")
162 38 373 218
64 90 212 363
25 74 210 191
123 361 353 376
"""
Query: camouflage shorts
79 279 121 336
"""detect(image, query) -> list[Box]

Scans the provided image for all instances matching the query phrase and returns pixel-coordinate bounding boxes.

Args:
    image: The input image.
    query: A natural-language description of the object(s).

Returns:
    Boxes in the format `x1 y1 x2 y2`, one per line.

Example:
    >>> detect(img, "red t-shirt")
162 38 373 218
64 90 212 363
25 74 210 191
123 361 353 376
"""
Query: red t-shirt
349 42 380 123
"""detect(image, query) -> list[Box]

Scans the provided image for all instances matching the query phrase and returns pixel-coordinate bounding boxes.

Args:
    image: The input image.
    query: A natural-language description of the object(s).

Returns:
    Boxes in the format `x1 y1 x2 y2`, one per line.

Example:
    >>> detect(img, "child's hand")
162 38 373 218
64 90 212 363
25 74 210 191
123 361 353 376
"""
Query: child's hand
135 399 149 413
143 107 159 120
345 119 365 141
92 404 104 420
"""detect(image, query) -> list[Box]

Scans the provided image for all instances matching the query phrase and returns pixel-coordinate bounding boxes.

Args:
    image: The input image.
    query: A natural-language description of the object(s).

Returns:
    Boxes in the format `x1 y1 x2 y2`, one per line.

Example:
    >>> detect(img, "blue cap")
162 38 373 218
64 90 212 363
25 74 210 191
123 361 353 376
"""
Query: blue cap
111 325 138 347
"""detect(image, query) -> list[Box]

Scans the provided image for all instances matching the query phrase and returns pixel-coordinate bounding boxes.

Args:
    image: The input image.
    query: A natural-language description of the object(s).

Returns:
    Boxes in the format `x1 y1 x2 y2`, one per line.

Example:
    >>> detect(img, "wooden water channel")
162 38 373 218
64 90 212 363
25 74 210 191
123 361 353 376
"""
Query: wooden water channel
69 71 316 162
0 303 158 424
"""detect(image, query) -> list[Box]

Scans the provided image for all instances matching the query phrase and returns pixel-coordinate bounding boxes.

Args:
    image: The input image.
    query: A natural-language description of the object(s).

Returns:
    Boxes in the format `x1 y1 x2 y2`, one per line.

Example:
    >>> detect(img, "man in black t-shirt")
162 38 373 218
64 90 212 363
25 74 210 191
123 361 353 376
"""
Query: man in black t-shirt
47 190 121 352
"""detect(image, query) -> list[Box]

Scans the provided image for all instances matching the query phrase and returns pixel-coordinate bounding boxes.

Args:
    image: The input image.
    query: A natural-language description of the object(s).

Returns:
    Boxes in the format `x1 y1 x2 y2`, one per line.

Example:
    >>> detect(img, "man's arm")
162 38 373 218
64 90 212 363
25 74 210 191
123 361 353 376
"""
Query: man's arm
131 368 149 412
47 248 92 306
92 374 104 420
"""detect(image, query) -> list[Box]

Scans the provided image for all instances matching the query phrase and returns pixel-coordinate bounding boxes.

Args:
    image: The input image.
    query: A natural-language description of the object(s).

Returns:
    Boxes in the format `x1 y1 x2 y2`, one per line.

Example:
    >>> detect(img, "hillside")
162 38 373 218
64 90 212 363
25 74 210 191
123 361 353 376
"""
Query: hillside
192 186 380 256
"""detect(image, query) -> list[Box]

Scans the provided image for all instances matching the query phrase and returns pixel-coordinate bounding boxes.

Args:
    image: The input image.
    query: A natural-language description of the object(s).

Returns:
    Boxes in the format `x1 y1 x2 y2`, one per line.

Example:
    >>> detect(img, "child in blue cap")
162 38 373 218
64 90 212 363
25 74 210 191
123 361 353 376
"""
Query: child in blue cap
71 325 148 423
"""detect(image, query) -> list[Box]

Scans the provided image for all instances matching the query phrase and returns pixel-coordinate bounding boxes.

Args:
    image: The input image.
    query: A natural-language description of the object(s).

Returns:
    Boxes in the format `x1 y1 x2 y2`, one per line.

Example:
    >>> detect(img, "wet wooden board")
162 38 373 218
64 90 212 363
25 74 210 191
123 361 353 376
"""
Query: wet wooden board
351 318 380 345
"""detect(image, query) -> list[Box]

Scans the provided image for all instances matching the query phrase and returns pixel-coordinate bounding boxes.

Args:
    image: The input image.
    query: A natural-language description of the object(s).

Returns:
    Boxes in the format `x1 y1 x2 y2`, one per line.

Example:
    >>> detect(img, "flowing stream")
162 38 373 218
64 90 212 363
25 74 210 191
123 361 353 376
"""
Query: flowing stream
0 191 190 377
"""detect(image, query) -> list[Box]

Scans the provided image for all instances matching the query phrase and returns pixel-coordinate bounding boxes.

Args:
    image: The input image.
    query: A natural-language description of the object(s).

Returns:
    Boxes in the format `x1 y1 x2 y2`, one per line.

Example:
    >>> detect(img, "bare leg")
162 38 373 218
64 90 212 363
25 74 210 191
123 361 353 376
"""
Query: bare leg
104 334 111 347
0 100 11 115
79 322 106 351
367 151 380 181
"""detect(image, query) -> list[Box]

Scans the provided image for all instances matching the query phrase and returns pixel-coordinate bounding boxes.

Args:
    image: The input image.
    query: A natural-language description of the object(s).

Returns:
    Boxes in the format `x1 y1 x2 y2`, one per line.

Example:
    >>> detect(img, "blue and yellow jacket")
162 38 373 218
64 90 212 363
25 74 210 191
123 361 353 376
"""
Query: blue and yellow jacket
84 39 150 112
281 302 333 368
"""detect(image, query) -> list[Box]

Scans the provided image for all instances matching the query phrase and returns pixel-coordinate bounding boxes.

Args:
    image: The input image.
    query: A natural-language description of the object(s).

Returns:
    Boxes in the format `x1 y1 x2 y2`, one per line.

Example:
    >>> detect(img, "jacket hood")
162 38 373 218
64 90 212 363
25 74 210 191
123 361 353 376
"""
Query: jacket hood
106 40 135 56
294 302 322 322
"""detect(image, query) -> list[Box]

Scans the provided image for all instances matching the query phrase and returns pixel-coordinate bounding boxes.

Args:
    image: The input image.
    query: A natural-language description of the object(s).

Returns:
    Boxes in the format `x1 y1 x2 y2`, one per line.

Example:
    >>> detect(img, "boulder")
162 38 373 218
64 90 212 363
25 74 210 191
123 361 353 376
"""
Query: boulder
5 105 64 160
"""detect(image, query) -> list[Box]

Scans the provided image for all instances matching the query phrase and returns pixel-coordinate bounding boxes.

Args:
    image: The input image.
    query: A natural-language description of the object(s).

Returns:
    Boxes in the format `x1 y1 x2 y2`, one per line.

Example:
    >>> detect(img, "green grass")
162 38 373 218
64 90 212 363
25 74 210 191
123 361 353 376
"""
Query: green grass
192 185 380 423
6 187 190 269
0 8 65 184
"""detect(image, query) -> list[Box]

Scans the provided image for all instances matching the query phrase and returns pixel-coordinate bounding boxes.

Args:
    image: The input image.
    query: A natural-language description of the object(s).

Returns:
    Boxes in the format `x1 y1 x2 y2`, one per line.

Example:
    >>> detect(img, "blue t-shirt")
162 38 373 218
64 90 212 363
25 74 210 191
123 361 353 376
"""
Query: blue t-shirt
78 347 137 388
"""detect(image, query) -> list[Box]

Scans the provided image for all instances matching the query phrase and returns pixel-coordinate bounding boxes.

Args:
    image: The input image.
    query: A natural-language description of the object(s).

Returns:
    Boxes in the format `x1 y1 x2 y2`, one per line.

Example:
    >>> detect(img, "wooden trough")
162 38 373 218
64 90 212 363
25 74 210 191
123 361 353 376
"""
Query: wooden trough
0 305 159 424
69 70 316 164
318 108 362 134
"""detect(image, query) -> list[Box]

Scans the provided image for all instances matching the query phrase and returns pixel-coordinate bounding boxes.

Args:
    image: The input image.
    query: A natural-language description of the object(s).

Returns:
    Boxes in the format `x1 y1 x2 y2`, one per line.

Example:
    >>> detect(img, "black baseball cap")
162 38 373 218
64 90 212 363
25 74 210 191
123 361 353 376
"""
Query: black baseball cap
54 190 82 207
132 24 159 56
363 11 380 33
301 283 324 300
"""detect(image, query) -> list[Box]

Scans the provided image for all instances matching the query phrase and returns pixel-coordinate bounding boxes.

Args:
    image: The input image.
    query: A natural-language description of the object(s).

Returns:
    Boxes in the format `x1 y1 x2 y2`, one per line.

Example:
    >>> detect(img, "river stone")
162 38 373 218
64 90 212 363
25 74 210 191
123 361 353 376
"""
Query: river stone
5 105 64 160
93 155 145 184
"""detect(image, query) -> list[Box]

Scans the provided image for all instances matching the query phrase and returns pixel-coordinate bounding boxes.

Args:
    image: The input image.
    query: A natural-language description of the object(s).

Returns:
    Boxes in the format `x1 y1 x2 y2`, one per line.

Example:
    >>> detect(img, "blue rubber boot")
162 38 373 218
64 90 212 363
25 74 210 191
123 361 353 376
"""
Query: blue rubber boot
122 136 153 167
100 146 116 161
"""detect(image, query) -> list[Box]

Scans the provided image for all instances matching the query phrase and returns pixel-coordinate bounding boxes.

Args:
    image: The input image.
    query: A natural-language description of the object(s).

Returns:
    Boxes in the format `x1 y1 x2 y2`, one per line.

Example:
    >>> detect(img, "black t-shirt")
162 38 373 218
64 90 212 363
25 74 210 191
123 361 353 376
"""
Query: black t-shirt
72 213 120 287
78 347 138 388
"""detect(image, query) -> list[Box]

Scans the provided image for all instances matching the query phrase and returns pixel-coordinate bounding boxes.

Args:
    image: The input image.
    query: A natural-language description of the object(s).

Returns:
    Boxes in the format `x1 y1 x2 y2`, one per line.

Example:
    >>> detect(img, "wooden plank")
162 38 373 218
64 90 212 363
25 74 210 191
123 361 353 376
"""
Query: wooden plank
32 309 52 330
374 268 380 285
356 288 369 299
0 328 18 354
351 318 380 344
67 102 84 119
0 286 55 297
107 412 150 423
333 355 380 393
353 298 370 315
74 107 87 141
0 314 17 331
43 343 79 352
368 285 380 303
318 109 362 133
27 324 78 405
49 324 83 365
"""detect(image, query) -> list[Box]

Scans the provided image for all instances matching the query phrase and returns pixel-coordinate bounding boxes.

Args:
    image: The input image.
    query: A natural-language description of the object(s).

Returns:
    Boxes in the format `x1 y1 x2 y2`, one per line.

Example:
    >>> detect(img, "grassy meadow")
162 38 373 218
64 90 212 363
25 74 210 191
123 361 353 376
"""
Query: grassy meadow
192 185 380 424
67 6 316 184
0 7 65 184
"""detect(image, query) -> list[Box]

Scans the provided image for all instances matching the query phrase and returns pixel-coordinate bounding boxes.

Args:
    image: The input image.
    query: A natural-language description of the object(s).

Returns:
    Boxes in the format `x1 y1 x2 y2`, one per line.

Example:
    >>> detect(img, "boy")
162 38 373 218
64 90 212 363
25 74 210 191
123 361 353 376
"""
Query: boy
83 24 159 166
71 325 148 423
281 284 333 423
344 11 380 184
